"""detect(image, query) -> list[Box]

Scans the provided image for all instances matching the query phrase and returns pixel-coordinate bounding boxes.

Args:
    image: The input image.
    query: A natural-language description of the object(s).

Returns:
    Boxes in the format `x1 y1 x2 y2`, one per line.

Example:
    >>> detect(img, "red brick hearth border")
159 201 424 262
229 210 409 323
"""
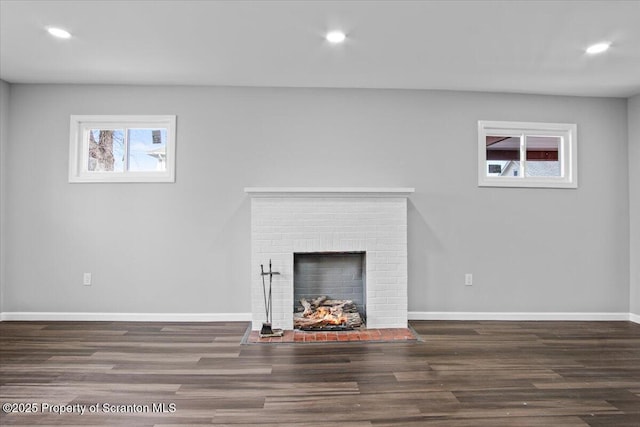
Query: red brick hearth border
245 328 417 344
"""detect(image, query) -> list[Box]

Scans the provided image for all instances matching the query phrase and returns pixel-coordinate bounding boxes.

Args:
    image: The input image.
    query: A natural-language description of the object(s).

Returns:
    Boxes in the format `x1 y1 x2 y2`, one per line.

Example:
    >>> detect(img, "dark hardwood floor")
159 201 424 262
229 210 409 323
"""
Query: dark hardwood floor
1 320 639 426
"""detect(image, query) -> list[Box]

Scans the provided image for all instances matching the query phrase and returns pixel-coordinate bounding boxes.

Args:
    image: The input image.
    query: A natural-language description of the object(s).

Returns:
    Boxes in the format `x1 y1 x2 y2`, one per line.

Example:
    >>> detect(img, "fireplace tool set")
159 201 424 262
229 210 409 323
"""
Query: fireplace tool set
260 260 283 337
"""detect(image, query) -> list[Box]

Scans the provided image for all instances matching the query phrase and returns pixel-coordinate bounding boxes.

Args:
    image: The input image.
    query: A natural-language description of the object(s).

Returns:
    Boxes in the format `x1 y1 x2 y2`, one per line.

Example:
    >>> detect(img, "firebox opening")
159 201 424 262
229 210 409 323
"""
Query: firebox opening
293 252 366 330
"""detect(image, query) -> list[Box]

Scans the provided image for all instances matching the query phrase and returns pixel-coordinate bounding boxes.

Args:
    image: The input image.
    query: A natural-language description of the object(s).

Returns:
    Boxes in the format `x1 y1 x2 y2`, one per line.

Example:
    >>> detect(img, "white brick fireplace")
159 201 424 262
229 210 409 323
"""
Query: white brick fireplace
246 188 414 331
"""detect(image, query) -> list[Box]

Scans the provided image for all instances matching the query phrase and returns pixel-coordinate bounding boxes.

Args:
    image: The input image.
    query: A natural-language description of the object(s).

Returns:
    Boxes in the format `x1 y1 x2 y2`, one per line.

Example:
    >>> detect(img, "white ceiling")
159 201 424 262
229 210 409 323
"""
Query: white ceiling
1 0 639 98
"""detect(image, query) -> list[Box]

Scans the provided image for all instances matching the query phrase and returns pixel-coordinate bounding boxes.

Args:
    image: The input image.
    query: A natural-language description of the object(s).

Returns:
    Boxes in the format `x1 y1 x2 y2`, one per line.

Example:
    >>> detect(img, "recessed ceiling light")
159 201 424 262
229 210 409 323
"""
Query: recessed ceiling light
586 42 610 55
47 27 72 39
326 31 346 44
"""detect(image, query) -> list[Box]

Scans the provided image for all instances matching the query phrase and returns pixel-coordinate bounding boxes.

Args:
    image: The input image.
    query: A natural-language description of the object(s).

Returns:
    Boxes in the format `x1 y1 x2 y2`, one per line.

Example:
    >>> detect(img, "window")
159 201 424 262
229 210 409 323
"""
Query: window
478 120 577 188
69 115 176 183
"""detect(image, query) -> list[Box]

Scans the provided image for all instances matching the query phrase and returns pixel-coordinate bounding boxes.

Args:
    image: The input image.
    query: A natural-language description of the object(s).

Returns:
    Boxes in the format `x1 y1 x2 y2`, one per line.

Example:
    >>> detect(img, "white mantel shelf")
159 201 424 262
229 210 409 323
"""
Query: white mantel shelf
244 187 415 198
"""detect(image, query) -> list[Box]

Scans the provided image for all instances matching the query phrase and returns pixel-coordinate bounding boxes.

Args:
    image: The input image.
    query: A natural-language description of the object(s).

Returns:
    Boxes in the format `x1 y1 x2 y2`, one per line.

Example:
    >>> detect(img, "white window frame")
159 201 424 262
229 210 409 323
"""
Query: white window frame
69 115 176 183
478 120 577 189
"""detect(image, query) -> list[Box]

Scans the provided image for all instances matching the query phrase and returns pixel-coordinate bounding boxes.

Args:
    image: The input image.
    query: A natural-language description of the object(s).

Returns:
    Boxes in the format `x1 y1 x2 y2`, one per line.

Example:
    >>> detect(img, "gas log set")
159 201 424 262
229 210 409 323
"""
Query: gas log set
293 296 364 331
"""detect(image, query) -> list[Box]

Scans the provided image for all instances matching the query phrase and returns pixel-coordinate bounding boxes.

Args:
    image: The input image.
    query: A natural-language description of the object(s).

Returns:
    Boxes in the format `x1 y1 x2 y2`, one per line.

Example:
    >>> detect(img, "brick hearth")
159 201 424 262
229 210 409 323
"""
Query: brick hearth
246 328 417 343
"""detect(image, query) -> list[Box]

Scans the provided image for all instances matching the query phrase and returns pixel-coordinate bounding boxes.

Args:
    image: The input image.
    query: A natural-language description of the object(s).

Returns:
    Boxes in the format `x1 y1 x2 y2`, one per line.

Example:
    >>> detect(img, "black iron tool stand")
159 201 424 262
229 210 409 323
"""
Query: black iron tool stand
260 260 283 337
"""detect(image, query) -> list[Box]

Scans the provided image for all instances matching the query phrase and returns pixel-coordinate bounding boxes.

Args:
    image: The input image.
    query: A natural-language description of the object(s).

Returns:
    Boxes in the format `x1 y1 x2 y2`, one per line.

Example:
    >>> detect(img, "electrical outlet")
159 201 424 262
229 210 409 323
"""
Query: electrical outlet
465 273 473 286
83 273 92 286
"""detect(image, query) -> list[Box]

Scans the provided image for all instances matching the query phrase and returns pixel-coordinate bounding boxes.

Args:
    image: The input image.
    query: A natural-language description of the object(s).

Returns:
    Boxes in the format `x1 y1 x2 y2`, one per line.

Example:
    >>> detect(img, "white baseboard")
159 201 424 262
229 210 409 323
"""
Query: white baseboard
0 311 637 324
408 311 633 322
0 312 252 322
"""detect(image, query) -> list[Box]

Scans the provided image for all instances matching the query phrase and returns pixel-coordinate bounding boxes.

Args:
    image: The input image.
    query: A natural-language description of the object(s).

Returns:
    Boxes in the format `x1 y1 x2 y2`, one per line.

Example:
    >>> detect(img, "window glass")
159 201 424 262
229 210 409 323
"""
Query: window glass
128 128 167 172
88 129 124 172
486 136 520 176
525 136 561 177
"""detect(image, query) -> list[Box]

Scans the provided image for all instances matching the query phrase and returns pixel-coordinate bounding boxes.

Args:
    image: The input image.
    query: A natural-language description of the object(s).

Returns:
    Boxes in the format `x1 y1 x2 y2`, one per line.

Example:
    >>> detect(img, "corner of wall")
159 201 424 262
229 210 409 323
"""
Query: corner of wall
629 94 640 320
0 79 10 318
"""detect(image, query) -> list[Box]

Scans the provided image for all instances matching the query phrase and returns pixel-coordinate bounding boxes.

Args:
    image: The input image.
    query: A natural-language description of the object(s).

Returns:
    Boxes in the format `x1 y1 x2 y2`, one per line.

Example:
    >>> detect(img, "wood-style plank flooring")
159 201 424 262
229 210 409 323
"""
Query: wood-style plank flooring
1 320 639 426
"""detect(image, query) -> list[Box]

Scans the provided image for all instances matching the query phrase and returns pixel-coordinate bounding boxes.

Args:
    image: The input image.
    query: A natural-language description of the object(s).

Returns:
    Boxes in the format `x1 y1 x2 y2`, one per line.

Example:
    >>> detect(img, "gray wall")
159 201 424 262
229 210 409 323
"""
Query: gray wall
630 94 640 316
0 80 9 312
2 84 630 315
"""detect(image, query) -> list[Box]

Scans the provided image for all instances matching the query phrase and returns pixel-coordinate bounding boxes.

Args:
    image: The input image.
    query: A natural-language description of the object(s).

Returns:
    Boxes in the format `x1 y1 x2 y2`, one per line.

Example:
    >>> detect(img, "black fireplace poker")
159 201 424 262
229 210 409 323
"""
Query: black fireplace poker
260 260 283 337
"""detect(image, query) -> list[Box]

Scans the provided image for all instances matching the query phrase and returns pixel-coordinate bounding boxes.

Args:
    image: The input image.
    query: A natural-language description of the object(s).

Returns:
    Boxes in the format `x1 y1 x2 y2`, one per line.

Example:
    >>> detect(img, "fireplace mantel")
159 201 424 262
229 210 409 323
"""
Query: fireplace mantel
244 187 415 198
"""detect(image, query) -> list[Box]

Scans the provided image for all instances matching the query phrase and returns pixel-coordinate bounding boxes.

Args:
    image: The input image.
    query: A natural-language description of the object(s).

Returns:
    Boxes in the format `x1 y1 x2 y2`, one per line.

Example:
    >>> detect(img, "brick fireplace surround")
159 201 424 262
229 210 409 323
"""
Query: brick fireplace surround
246 188 414 336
